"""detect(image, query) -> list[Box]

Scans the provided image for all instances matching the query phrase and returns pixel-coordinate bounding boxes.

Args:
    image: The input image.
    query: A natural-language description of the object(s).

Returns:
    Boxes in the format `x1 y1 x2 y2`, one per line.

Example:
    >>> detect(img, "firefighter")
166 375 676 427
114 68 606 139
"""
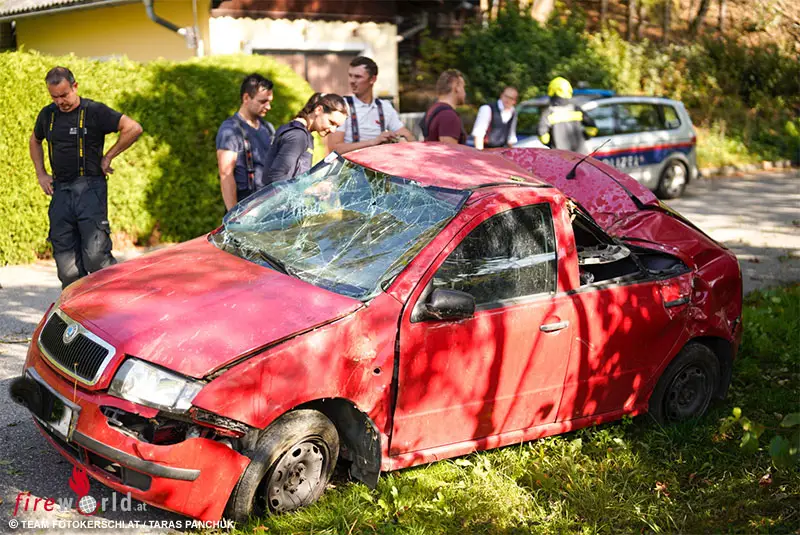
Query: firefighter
537 77 598 154
29 66 142 289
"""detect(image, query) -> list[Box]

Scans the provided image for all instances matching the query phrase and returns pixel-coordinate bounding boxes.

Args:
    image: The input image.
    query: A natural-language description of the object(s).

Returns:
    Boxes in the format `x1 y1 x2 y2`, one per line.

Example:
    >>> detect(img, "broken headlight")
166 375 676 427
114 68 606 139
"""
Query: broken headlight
109 358 203 413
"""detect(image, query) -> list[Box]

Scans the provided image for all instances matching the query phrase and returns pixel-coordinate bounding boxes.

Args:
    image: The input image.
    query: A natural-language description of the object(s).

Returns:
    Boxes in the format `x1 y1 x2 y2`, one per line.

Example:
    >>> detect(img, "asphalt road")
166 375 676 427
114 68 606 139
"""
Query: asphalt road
0 170 797 533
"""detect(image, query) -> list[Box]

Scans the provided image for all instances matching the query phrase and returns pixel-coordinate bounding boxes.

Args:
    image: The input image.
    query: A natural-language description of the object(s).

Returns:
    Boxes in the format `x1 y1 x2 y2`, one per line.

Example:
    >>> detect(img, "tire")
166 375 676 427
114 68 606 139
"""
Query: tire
656 160 689 199
649 343 720 424
224 410 339 522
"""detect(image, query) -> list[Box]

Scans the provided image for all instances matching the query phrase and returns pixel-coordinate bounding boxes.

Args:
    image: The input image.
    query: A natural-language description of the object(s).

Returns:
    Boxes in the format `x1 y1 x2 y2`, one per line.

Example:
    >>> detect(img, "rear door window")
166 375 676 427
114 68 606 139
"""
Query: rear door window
584 104 615 136
661 105 682 129
614 103 664 134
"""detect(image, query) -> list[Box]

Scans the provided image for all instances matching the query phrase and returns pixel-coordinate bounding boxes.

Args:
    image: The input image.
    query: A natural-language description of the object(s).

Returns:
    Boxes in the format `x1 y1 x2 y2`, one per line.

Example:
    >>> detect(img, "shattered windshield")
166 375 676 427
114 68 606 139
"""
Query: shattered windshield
211 155 468 300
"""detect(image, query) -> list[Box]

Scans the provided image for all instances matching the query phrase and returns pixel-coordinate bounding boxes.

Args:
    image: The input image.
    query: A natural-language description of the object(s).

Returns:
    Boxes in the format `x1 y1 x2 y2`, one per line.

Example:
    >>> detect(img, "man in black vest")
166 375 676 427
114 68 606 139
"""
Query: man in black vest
471 86 519 150
29 66 143 289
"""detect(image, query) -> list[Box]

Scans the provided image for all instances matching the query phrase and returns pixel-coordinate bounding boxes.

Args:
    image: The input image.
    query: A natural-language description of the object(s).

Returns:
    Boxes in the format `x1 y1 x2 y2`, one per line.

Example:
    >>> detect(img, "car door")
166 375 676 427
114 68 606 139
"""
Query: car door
598 102 669 186
390 201 575 455
555 212 693 421
582 101 616 156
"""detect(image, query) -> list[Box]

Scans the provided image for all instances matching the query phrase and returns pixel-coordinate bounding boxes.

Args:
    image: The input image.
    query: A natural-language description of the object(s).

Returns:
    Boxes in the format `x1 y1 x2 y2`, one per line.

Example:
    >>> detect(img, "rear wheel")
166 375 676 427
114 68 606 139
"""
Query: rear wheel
225 410 339 522
649 343 720 424
656 160 688 199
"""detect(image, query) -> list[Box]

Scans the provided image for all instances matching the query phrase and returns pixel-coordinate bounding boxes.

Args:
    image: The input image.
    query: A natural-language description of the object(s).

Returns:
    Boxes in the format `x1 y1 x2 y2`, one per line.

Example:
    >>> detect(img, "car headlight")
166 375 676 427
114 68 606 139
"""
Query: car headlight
108 358 203 412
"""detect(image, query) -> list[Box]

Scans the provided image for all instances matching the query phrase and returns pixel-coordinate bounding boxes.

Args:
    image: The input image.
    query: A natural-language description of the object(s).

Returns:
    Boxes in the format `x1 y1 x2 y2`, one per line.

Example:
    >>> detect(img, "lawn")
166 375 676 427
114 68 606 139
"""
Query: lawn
237 284 800 534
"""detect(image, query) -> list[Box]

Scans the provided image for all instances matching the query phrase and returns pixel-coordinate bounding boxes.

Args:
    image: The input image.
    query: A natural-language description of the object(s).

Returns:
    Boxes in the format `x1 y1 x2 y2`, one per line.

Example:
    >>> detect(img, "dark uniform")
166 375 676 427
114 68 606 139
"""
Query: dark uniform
215 115 274 203
537 98 597 154
33 98 122 288
483 101 516 148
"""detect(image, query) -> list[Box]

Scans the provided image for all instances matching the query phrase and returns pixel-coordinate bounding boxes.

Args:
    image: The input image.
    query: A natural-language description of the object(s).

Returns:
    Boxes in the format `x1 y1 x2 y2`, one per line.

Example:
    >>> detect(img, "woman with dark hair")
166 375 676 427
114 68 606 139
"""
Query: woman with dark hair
262 93 348 185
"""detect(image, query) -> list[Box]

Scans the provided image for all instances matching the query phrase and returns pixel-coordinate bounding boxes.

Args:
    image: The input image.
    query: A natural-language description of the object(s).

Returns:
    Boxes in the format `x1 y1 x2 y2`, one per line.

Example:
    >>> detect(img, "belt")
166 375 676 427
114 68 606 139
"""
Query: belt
53 176 105 190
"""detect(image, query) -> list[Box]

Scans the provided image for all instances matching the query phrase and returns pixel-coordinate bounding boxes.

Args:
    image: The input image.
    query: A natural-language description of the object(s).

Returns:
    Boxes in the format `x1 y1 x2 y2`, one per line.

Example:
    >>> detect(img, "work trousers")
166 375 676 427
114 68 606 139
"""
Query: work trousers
48 176 116 289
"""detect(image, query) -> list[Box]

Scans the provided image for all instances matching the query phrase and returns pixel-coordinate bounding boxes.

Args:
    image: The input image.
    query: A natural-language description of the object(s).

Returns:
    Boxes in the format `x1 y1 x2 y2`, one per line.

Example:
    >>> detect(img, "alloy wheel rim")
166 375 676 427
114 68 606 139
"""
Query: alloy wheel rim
664 163 687 197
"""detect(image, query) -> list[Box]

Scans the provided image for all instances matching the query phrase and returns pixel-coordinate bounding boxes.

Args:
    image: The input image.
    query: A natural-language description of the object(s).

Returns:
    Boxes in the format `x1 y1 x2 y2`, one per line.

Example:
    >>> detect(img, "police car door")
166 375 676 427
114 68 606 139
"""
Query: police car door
580 101 617 169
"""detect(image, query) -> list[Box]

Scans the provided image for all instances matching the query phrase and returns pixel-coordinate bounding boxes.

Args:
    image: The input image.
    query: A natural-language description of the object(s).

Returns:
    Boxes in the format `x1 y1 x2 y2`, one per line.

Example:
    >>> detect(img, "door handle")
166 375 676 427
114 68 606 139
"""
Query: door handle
540 321 569 333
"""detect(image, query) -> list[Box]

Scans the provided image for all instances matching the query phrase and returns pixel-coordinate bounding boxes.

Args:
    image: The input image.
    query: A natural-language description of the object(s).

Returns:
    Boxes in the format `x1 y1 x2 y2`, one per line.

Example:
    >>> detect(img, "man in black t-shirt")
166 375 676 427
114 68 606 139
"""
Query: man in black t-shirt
29 66 143 289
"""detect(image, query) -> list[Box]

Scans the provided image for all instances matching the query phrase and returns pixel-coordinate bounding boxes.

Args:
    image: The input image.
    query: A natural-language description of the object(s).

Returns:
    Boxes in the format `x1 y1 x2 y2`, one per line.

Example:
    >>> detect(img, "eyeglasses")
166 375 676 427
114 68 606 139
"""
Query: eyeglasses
502 94 518 103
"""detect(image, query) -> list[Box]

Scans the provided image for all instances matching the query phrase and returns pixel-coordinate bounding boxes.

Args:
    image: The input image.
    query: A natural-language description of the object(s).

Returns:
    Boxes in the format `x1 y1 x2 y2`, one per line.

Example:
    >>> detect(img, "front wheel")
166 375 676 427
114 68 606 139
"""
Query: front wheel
649 343 720 424
225 410 339 522
656 160 688 199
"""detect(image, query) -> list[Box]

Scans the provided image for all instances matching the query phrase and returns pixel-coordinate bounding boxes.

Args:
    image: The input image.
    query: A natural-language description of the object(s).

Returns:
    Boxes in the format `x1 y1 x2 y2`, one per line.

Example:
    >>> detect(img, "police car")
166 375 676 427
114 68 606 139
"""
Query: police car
514 92 699 199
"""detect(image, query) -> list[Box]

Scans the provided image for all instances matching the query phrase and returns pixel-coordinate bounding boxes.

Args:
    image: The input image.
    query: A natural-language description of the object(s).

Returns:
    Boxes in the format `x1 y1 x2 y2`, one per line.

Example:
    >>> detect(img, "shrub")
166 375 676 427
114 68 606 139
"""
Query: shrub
413 7 799 167
0 51 314 265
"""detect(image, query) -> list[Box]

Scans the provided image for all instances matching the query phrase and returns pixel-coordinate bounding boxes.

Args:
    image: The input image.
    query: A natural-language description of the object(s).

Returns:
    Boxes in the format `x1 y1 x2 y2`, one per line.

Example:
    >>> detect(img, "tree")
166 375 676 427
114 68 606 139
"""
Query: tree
600 0 609 27
718 0 727 32
637 0 647 40
662 0 671 43
530 0 555 24
627 0 637 40
689 0 712 36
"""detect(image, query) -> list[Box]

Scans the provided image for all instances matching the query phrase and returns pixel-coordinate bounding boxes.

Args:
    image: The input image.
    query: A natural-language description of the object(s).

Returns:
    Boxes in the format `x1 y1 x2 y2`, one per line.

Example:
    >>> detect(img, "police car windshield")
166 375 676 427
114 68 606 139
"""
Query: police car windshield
213 156 468 300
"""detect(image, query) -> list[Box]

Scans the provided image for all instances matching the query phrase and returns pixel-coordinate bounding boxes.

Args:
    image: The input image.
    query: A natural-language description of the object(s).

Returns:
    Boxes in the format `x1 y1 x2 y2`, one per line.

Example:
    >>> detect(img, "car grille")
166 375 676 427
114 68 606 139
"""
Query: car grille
39 310 115 385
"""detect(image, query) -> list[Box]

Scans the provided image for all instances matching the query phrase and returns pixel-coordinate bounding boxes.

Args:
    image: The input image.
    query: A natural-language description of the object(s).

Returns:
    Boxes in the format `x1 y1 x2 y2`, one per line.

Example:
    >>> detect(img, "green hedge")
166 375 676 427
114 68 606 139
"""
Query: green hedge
0 51 315 265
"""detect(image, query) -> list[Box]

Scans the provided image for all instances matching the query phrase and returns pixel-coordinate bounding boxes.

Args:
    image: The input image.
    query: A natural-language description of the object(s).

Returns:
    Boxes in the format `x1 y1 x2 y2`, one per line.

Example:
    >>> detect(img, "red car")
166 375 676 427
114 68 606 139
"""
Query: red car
11 143 742 522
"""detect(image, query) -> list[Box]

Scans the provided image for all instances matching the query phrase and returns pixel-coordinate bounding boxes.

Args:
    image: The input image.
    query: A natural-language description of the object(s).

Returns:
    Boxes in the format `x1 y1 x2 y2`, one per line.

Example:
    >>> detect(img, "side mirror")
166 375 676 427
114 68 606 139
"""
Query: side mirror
423 288 475 321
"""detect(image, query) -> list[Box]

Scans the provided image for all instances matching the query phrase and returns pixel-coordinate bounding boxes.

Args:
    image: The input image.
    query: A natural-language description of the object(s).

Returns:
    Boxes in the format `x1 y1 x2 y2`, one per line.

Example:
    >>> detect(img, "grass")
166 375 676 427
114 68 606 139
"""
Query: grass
234 284 800 534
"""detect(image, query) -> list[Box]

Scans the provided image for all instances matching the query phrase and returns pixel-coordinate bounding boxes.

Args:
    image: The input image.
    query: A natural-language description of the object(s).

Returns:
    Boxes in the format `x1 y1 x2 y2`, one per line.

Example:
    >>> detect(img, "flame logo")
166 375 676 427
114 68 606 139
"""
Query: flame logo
69 465 91 498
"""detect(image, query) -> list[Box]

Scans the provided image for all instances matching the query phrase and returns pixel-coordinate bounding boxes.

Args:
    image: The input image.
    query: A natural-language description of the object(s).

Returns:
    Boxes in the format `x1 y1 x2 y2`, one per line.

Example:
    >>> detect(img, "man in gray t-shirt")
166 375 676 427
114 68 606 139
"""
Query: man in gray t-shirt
216 74 275 210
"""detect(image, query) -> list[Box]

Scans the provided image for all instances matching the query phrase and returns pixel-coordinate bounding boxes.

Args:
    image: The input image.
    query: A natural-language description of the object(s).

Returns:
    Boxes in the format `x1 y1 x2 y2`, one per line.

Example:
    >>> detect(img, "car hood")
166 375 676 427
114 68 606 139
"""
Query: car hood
59 236 363 378
497 148 722 266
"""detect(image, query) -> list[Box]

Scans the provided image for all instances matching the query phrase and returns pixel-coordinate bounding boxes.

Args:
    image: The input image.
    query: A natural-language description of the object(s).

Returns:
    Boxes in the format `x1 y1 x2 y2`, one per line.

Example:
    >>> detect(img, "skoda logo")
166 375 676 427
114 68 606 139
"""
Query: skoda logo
63 324 80 345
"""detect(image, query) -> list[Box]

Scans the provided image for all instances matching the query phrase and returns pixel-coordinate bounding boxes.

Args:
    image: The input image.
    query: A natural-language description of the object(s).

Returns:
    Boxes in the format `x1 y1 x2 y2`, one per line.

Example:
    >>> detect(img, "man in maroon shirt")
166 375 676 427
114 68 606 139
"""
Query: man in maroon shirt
422 69 467 144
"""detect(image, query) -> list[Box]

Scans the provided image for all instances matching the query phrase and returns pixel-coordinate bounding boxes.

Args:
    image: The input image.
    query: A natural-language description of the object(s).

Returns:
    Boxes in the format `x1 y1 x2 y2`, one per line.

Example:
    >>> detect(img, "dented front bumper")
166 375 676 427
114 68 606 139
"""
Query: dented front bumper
16 343 250 521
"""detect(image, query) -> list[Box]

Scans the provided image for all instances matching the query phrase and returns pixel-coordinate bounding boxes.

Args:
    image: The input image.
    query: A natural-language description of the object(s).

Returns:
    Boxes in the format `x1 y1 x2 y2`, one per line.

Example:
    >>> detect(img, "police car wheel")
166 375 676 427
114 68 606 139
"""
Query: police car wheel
657 160 688 199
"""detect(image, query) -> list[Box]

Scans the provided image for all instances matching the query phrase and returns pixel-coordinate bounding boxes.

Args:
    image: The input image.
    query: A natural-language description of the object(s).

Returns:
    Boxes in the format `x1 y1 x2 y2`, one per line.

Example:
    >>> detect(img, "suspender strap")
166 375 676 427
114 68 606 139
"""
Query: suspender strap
78 102 87 177
47 106 56 179
48 100 89 179
375 99 385 132
345 96 386 144
344 96 359 143
233 114 256 191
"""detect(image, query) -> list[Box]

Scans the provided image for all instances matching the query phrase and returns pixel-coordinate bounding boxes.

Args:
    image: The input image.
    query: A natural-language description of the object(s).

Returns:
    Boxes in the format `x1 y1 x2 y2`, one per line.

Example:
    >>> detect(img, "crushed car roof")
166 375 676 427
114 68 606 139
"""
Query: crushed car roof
343 142 548 190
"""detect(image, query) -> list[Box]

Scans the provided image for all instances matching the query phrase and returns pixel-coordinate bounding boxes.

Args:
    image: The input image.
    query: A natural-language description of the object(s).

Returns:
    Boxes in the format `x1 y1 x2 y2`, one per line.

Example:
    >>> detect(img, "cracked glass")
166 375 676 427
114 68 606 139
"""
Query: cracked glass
433 204 557 306
211 155 468 300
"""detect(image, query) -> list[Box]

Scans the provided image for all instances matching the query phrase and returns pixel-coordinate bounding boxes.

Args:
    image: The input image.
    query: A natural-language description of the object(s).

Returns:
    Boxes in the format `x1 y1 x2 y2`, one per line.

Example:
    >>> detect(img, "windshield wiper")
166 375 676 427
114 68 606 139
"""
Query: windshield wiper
255 249 296 277
221 230 296 277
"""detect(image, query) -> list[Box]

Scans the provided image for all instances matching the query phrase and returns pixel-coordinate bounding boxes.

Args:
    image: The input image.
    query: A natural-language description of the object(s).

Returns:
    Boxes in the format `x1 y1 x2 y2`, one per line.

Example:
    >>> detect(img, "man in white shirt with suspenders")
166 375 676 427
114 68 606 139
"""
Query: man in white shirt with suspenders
327 56 414 155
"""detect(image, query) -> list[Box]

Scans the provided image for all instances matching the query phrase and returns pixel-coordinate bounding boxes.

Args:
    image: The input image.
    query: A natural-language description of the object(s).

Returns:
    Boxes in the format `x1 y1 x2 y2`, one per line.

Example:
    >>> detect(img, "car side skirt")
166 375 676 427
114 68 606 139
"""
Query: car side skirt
381 405 647 472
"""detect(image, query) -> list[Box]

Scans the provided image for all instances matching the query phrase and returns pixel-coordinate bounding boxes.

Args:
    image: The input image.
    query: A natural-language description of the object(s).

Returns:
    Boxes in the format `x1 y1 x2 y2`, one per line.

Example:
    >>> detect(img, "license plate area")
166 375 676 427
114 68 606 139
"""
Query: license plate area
26 370 81 441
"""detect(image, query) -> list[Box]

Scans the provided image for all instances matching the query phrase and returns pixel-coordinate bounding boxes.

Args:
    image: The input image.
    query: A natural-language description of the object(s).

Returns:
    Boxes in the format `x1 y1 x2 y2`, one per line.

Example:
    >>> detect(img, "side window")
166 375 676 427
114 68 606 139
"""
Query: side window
615 103 664 134
661 105 681 129
584 105 615 137
432 204 557 306
516 105 543 137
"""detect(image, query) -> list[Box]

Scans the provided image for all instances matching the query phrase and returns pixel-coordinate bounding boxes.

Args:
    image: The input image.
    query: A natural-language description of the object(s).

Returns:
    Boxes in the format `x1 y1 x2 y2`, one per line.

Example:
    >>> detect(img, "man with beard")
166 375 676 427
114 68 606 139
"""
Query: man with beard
327 56 413 154
29 66 142 289
216 73 276 210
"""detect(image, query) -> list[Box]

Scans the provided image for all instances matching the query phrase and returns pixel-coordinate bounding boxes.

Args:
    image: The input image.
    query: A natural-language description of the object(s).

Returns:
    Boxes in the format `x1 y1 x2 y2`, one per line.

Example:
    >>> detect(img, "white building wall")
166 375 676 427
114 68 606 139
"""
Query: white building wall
209 17 399 101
